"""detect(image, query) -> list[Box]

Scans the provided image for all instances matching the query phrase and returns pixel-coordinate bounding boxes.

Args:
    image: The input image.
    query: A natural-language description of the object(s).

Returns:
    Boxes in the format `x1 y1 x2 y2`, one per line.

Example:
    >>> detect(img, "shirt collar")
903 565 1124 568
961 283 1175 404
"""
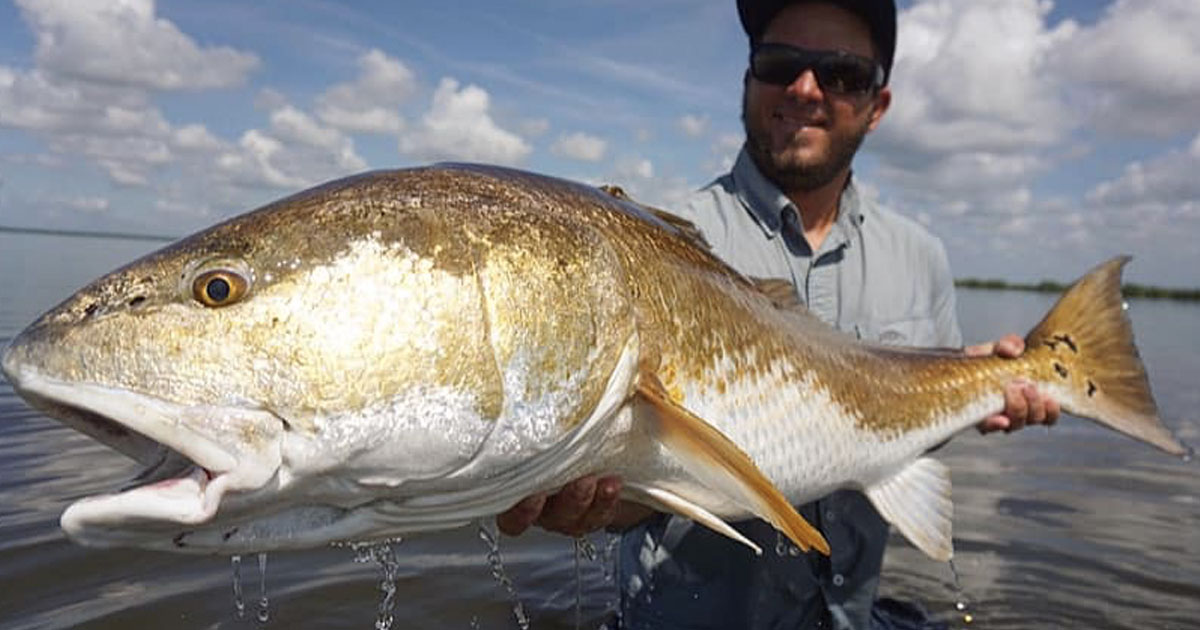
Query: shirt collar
731 146 866 241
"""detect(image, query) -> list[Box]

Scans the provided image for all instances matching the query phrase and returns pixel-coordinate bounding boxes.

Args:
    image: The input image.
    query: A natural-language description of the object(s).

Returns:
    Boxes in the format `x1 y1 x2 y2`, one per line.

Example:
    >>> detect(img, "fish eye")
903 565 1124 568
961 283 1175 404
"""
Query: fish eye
192 269 248 308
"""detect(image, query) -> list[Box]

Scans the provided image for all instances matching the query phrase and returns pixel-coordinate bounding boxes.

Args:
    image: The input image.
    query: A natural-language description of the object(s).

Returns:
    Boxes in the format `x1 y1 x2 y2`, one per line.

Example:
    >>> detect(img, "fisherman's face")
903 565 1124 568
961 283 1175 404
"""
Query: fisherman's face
743 2 891 193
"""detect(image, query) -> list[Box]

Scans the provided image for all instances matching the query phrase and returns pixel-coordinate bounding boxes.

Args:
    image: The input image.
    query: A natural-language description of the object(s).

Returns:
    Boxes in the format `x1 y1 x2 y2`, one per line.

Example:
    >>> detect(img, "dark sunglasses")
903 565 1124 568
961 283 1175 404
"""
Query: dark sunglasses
750 43 884 95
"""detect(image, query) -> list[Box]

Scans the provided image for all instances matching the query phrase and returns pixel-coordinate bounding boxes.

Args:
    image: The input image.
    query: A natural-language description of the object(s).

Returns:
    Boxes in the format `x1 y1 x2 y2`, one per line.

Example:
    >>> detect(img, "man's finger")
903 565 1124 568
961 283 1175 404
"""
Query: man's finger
1024 384 1046 424
1045 397 1061 425
963 341 994 358
574 477 622 533
1004 381 1029 431
497 493 547 536
539 476 599 532
992 334 1025 359
977 414 1010 434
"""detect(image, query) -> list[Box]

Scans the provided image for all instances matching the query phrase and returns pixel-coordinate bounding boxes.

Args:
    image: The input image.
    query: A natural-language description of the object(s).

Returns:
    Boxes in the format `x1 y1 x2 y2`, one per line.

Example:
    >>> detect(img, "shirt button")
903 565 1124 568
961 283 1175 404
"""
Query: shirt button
825 510 837 522
832 574 845 587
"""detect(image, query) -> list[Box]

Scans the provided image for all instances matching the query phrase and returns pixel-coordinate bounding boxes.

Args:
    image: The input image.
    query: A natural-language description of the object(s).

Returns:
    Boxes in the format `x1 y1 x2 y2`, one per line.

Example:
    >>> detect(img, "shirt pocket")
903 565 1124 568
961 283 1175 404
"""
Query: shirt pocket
858 315 940 347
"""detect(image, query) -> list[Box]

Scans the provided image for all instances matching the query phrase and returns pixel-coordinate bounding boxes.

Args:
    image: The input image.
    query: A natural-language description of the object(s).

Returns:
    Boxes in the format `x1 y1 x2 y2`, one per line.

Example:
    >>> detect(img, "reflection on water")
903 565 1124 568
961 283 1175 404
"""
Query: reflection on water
2 235 1197 629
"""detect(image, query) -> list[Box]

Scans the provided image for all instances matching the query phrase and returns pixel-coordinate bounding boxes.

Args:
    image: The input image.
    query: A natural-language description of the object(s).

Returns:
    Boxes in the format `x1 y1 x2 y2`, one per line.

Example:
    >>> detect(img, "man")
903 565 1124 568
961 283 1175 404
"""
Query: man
499 1 1059 628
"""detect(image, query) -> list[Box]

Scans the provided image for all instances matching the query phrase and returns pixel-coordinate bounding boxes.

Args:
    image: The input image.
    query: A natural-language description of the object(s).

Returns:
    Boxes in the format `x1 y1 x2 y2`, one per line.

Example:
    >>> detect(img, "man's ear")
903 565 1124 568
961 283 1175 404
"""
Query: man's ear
866 86 891 132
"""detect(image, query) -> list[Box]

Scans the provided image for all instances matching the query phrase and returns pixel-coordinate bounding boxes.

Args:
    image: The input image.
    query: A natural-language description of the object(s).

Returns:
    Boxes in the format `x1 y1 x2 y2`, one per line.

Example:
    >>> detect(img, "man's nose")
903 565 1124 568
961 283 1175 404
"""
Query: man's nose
785 68 824 100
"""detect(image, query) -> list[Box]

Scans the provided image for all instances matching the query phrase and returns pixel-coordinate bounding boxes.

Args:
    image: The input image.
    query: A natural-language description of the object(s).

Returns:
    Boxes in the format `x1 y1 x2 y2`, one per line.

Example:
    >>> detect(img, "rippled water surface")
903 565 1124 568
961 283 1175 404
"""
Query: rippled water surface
1 233 1197 629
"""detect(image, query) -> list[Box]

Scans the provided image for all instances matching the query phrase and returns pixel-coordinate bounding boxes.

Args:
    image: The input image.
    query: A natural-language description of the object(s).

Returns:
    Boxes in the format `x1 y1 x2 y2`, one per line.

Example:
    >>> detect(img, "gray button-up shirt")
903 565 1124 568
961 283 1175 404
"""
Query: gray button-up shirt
617 149 962 630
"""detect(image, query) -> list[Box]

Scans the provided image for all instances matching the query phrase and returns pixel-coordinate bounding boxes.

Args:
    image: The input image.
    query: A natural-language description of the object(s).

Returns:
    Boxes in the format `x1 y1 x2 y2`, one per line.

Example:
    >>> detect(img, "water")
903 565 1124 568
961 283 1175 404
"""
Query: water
478 521 532 630
1 233 1197 628
231 555 245 619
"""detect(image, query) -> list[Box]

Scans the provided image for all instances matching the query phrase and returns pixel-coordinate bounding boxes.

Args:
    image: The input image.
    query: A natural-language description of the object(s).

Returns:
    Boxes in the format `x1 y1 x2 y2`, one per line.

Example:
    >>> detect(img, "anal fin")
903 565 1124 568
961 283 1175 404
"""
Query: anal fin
636 371 830 556
865 457 954 561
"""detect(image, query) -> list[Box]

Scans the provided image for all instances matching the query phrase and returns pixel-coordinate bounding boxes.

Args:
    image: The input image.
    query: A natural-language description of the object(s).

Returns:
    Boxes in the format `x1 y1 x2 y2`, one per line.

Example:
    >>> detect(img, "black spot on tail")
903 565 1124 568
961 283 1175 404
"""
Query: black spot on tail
1086 379 1097 397
1044 333 1079 353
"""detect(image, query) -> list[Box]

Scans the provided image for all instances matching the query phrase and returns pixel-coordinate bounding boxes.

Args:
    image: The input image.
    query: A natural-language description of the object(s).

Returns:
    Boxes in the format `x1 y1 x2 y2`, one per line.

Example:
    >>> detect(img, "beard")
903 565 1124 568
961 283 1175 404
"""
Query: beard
742 89 872 194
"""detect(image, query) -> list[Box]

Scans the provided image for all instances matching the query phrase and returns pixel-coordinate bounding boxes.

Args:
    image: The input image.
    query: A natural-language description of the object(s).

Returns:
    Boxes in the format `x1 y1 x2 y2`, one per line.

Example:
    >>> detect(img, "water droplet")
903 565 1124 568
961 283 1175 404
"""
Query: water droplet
947 559 975 624
478 521 530 630
341 539 404 630
774 530 802 556
576 535 599 562
373 542 401 630
231 555 245 619
774 531 789 557
256 552 270 623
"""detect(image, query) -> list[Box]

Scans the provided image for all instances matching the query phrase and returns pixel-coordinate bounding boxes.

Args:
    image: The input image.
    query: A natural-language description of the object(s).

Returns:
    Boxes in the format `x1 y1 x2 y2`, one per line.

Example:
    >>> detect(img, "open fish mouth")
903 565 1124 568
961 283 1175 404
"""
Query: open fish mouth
2 365 284 544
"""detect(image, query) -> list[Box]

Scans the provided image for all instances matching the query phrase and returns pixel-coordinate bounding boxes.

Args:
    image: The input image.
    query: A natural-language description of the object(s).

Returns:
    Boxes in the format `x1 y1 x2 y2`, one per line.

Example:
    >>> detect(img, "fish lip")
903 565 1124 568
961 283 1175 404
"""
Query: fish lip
9 365 239 474
6 365 289 545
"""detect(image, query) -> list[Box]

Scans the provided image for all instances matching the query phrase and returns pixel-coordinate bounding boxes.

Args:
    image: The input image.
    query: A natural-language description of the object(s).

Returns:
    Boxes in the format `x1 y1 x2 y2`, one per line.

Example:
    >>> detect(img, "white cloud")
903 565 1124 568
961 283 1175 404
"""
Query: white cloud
521 118 551 137
171 124 225 152
16 0 259 91
399 78 531 165
316 49 415 134
551 131 607 162
713 133 742 153
615 156 654 180
1087 135 1200 213
678 114 708 138
48 133 172 186
254 88 290 112
880 0 1074 157
1052 0 1200 137
0 67 161 135
704 132 743 175
603 163 694 214
864 0 1075 225
0 1 262 191
216 103 366 191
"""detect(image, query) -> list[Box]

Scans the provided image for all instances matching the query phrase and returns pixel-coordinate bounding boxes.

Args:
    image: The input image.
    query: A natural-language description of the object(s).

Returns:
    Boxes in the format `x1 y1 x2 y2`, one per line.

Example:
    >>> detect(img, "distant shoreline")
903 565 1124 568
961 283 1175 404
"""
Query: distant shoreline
956 278 1200 301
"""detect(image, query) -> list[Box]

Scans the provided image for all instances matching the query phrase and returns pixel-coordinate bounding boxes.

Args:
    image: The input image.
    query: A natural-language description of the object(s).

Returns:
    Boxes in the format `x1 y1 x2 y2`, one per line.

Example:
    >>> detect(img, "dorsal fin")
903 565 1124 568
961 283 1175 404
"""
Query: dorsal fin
599 184 712 252
749 277 803 311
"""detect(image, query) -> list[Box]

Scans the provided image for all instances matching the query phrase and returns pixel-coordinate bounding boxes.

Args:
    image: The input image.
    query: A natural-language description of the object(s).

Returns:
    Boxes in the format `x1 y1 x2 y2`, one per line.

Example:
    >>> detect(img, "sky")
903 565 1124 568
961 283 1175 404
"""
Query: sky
0 0 1198 286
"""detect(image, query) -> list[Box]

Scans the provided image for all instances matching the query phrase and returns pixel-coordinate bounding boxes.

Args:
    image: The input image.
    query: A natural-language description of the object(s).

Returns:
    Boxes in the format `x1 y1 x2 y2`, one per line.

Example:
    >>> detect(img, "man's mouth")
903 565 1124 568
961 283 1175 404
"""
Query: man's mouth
774 111 828 131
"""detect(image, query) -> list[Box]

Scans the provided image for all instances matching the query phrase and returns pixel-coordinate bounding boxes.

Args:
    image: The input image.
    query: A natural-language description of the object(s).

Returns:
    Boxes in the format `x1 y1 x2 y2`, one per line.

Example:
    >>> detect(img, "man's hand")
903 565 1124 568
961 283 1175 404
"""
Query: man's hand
965 333 1061 433
496 475 634 537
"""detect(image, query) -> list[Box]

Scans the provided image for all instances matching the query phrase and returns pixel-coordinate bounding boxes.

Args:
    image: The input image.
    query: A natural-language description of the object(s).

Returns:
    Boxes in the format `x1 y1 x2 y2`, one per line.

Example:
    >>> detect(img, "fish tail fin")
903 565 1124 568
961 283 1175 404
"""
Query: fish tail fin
1026 256 1188 456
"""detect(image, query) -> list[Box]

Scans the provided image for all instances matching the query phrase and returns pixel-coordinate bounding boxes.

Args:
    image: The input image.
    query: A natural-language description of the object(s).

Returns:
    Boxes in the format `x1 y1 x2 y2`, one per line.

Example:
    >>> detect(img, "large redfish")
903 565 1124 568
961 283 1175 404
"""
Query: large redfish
1 164 1187 560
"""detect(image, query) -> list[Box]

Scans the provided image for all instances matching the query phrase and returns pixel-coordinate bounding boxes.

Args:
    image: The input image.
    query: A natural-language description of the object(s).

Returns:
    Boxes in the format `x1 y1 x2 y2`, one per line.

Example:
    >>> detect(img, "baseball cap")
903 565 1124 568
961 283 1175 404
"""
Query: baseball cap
737 0 897 84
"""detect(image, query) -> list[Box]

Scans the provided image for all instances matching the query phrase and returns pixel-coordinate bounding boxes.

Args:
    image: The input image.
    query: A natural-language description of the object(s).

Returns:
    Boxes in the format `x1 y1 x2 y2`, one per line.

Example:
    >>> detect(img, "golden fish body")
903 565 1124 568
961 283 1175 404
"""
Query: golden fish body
0 164 1186 558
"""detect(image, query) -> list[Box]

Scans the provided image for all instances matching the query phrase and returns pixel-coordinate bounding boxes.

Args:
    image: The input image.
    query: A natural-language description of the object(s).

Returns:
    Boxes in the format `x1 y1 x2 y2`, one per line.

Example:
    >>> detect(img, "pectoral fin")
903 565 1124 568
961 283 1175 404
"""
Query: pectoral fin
865 457 954 561
636 372 830 556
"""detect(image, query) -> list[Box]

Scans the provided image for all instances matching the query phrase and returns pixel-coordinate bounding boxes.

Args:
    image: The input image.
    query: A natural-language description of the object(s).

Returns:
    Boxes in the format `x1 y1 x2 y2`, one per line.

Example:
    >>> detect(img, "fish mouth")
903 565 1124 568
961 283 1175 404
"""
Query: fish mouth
4 364 283 546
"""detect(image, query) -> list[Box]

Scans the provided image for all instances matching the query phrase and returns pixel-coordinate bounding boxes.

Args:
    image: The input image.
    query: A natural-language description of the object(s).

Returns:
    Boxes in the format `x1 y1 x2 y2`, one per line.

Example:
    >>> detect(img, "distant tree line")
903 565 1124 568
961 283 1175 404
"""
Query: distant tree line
956 278 1200 301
